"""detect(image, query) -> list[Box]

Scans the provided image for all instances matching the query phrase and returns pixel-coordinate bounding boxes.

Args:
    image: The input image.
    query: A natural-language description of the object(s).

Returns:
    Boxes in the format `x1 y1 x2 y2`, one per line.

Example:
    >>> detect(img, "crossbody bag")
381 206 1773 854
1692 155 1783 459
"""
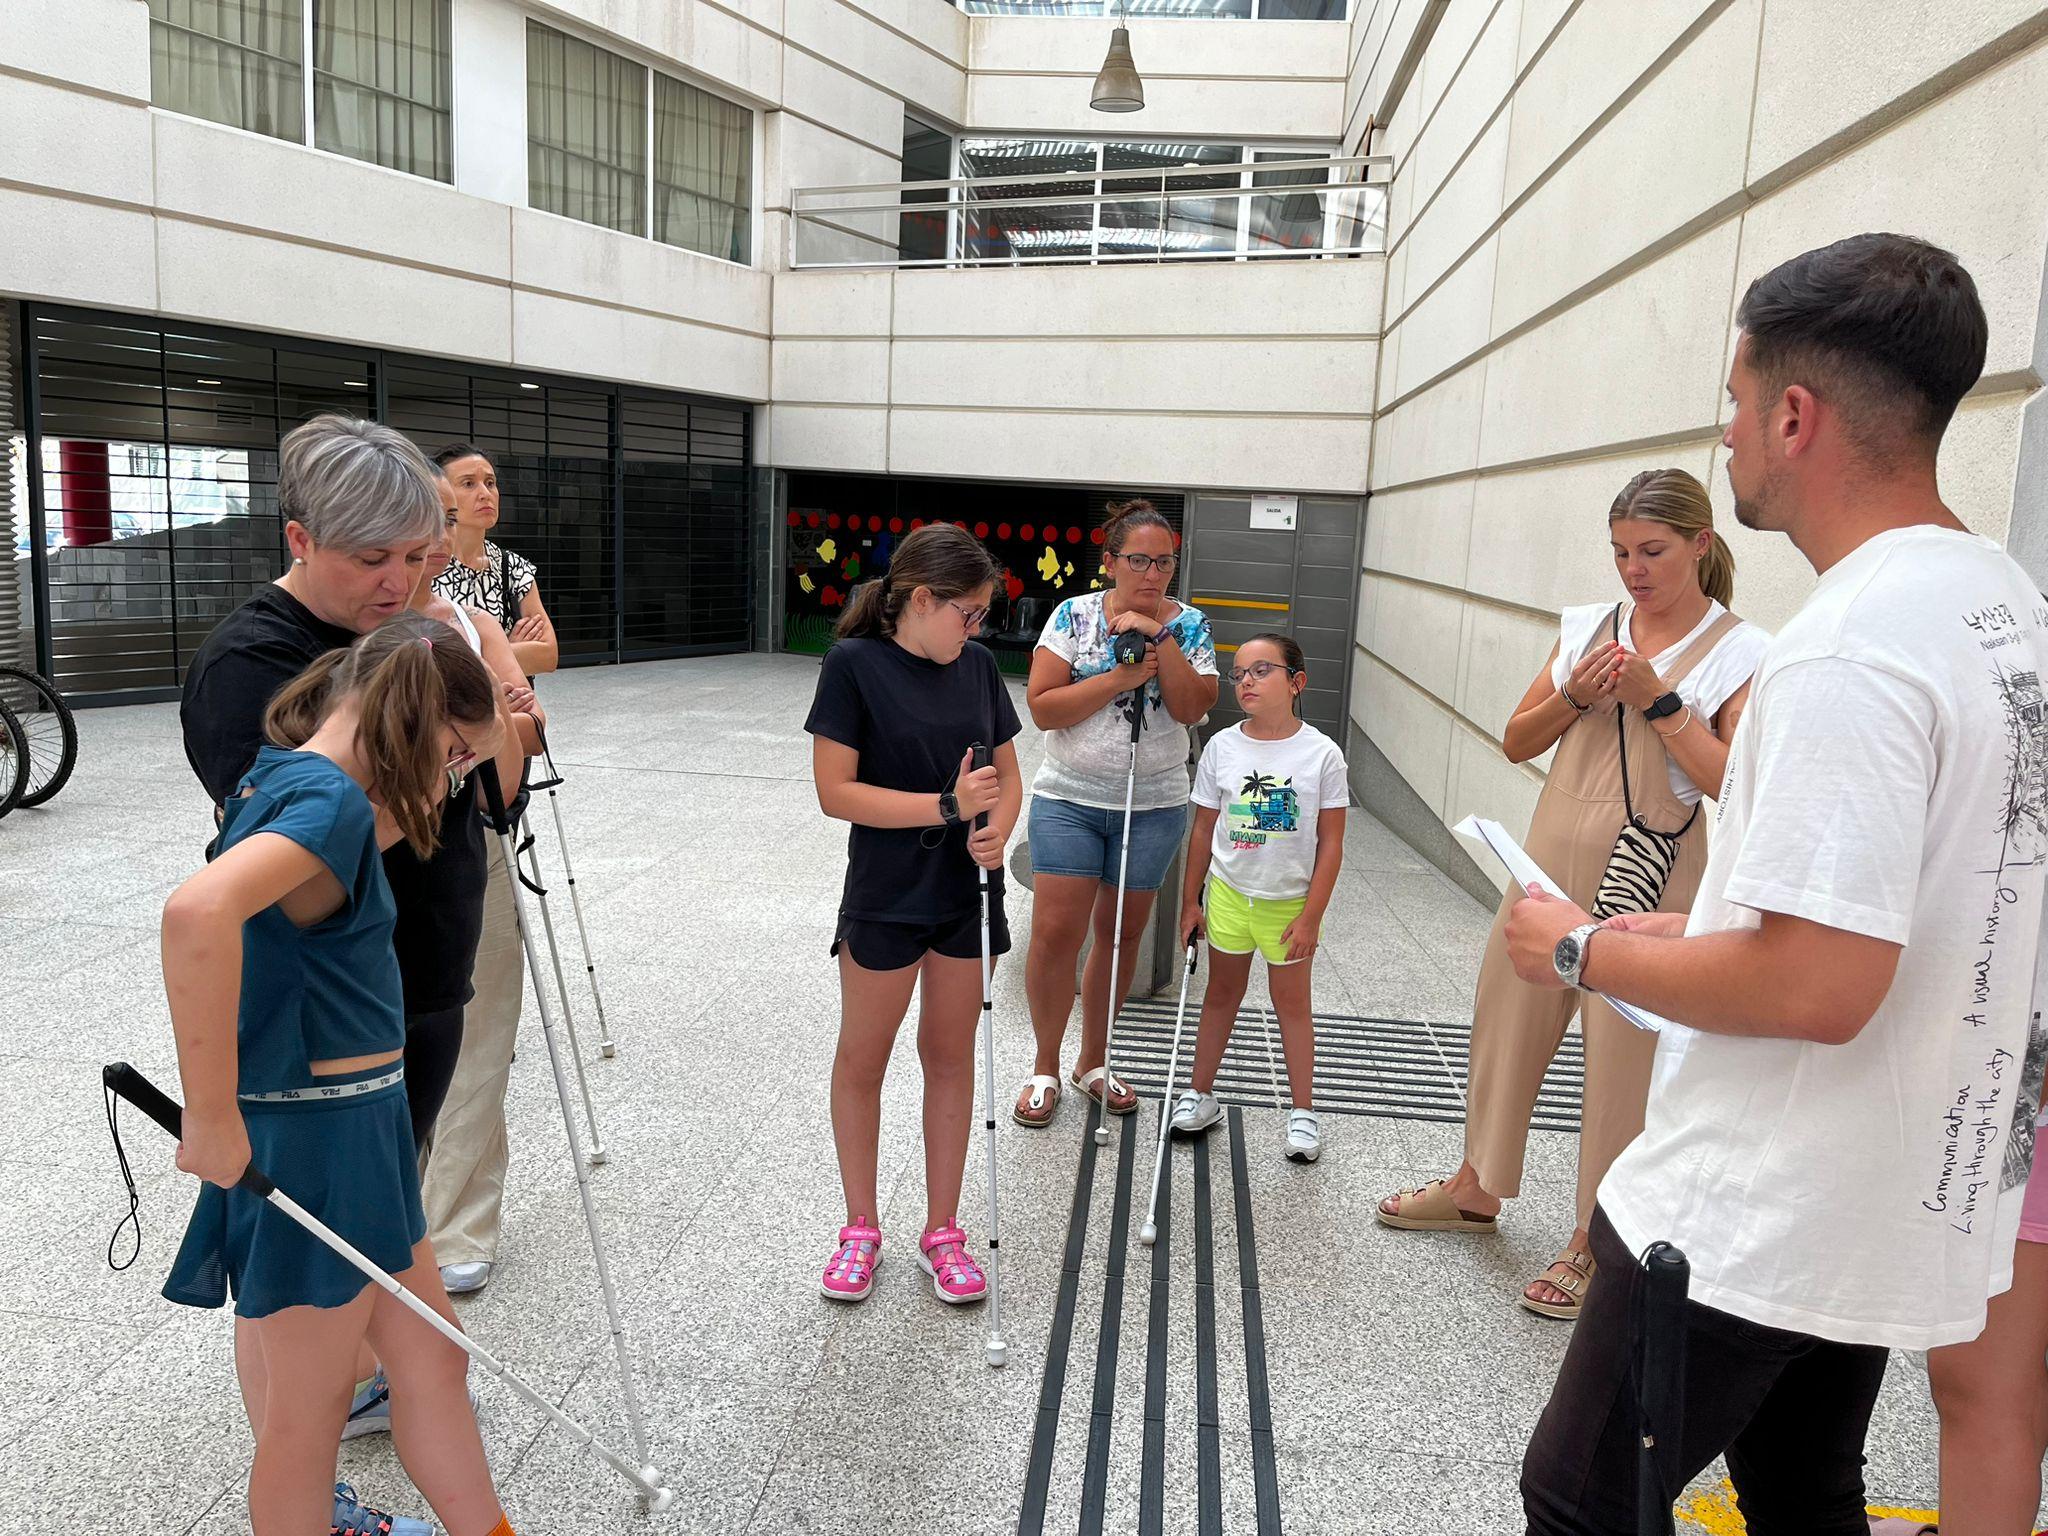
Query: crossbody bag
1591 604 1702 920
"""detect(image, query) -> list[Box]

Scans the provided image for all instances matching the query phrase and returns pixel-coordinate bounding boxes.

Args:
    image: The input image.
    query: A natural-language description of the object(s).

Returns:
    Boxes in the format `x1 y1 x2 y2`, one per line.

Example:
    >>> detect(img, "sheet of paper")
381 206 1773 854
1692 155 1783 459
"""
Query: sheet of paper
1452 815 1679 1034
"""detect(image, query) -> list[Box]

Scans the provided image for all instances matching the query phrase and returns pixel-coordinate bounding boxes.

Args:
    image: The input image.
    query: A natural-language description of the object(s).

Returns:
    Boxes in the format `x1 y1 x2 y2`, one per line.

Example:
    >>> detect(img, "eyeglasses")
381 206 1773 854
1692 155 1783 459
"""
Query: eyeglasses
948 600 990 629
446 725 477 771
1115 553 1177 576
1228 661 1298 686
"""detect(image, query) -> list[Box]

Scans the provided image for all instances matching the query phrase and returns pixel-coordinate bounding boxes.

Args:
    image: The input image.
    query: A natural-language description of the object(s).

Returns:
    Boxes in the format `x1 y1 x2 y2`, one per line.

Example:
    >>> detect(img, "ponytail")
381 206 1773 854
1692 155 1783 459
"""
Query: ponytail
264 612 497 858
1696 529 1736 607
835 577 897 641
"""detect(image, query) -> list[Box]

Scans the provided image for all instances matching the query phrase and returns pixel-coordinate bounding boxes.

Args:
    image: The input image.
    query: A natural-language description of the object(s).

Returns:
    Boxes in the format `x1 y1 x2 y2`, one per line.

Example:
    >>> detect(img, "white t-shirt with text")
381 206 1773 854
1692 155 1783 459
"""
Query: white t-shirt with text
1191 721 1349 901
1601 527 2048 1350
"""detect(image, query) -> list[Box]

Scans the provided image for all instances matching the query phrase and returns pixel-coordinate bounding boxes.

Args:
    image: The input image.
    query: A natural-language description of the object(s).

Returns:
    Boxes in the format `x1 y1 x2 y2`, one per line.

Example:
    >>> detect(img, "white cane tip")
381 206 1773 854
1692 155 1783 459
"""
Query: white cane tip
1139 1223 1156 1245
646 1486 675 1515
986 1341 1008 1368
601 1044 617 1059
589 1148 609 1166
1093 1128 1109 1145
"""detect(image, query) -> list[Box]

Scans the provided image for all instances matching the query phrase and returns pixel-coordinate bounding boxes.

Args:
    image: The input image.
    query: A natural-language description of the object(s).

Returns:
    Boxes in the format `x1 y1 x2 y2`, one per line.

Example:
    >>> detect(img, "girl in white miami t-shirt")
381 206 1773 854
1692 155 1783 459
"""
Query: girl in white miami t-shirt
1169 634 1348 1163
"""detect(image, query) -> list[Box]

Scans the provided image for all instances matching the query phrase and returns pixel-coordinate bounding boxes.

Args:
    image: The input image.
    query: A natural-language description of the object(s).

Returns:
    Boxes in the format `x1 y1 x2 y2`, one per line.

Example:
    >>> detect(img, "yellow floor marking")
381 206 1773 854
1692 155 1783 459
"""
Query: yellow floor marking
1674 1479 1936 1531
1194 596 1290 611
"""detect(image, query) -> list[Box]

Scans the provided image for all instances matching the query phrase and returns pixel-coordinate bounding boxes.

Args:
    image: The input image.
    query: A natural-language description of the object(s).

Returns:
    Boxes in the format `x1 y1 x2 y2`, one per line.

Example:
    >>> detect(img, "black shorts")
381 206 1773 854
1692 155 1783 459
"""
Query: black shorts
831 897 1011 973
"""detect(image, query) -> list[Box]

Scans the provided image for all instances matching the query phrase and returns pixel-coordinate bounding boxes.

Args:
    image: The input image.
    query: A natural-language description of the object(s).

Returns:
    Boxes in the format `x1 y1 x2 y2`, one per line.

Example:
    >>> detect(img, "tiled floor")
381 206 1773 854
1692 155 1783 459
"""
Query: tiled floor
0 653 1948 1535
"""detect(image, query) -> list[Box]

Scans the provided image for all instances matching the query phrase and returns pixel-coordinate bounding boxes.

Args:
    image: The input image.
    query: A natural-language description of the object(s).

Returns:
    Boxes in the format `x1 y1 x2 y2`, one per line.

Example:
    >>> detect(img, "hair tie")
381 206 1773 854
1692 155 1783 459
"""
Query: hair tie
419 635 433 650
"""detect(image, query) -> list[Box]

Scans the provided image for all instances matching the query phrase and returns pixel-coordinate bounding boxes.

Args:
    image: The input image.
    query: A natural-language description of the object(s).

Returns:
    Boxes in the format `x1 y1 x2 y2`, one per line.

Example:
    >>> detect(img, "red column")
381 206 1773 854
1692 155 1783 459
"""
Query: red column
58 440 114 547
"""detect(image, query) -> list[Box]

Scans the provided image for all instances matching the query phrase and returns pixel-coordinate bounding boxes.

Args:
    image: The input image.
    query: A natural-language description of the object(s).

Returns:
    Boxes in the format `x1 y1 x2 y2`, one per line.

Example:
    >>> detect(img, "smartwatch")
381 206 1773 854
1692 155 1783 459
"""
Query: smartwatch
1553 923 1601 989
1644 691 1685 721
938 791 962 825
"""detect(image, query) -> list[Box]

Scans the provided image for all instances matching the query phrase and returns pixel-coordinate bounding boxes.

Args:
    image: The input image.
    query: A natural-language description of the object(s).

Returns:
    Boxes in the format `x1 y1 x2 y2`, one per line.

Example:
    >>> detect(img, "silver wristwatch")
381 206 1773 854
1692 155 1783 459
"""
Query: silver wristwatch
1553 922 1601 989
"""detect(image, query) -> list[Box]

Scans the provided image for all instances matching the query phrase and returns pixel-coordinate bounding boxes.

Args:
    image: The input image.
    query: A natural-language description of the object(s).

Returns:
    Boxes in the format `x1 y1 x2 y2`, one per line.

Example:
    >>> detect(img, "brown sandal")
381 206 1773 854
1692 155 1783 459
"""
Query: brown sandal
1521 1247 1596 1319
1375 1179 1499 1233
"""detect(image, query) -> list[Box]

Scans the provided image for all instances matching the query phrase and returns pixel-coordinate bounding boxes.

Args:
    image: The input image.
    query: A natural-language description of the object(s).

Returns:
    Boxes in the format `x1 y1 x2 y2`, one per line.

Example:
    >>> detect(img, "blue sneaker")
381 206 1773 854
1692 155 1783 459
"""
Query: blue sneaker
331 1482 431 1536
340 1370 390 1441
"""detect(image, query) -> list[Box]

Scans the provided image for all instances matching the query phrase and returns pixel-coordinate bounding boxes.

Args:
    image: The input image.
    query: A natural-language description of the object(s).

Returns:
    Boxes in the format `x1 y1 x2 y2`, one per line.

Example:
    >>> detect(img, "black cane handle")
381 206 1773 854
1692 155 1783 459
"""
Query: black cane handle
102 1063 276 1198
970 742 991 832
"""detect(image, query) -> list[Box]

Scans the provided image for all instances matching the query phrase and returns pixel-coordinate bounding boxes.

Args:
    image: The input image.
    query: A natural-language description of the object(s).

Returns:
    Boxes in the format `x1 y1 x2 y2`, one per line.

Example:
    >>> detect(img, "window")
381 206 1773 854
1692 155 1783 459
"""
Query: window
527 22 756 262
957 0 1344 17
147 1 454 183
899 117 955 264
20 306 756 697
147 0 305 142
955 137 1342 264
528 22 648 237
654 75 752 263
313 0 453 182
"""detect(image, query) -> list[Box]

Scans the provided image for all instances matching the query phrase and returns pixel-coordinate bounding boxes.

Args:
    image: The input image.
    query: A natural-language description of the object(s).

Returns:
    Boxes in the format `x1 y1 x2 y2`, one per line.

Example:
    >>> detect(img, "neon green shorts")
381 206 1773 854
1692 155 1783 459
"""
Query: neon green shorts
1205 875 1313 966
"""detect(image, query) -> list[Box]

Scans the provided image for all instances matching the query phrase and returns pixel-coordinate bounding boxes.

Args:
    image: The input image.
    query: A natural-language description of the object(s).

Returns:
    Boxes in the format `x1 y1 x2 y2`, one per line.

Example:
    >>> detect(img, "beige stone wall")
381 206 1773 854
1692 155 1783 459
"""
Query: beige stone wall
1349 0 2048 877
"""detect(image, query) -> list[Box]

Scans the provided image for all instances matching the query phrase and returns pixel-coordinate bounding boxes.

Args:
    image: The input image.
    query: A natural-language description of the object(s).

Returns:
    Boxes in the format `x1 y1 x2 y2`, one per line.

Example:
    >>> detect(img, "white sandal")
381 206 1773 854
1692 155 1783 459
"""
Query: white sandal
1070 1064 1137 1115
1013 1074 1062 1127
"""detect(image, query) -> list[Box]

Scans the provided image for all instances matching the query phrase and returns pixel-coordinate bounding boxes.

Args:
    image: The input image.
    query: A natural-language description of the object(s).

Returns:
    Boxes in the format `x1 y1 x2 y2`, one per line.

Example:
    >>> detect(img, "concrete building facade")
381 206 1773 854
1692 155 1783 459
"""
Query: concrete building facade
4 0 2045 890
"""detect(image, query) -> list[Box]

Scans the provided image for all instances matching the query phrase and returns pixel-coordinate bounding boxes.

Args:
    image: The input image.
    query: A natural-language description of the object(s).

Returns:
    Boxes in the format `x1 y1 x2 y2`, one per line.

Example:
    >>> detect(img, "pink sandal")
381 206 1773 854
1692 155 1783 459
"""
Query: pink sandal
918 1223 988 1305
820 1222 881 1302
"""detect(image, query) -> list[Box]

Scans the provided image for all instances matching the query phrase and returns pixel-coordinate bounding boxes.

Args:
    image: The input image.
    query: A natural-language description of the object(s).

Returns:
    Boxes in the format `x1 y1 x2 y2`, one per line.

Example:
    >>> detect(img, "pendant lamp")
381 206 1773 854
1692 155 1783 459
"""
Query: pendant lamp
1090 2 1144 114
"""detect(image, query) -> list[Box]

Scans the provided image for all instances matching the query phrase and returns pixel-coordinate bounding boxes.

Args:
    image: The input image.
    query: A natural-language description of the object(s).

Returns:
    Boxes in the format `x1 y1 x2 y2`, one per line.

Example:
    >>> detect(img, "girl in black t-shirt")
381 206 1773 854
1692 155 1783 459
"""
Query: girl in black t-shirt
804 526 1023 1307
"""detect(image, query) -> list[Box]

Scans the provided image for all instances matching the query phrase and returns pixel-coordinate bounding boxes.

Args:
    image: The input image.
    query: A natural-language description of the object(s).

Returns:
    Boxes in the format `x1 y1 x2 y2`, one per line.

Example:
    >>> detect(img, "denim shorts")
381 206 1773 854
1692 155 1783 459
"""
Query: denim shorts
1027 795 1189 892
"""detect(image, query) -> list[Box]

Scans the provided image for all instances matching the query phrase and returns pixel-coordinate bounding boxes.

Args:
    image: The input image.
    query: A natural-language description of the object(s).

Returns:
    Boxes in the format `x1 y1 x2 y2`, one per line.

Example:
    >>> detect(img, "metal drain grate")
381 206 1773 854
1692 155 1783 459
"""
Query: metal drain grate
1110 999 1584 1131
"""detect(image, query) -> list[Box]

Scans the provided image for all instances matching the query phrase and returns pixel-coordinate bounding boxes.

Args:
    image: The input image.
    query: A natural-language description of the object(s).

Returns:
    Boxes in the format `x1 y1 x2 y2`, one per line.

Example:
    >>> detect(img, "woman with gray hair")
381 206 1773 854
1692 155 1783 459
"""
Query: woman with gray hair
179 413 510 1533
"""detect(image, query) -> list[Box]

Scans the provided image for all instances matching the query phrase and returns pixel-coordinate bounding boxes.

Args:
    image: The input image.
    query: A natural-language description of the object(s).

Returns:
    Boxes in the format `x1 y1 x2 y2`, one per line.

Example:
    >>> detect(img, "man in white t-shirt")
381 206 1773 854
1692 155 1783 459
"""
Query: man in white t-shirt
1504 233 2048 1536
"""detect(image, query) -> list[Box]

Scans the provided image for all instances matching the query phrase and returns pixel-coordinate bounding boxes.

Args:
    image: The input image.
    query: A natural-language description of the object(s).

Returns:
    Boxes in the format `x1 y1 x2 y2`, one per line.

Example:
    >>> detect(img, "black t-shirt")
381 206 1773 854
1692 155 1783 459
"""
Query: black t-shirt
179 585 488 1015
804 636 1023 924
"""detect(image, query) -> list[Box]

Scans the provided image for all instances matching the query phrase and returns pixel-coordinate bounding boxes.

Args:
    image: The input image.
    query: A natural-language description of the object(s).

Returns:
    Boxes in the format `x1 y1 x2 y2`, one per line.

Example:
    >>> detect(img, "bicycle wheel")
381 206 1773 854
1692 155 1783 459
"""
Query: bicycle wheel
0 665 78 807
0 697 29 820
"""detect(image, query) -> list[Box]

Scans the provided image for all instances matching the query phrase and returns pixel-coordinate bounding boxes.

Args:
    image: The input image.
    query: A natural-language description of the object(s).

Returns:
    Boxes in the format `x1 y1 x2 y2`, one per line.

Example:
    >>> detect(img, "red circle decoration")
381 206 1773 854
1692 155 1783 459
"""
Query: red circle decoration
974 522 990 539
785 511 798 527
911 518 925 530
1021 523 1035 541
1066 527 1081 544
1090 528 1106 545
997 523 1011 540
827 513 841 529
889 517 903 534
806 514 821 529
955 520 968 531
1173 530 1183 547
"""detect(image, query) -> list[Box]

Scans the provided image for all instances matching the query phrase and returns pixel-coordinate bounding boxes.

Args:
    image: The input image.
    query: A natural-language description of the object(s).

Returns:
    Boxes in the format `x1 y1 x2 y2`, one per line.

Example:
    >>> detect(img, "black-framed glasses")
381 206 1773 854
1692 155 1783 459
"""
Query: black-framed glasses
446 724 477 770
948 600 990 629
1115 552 1177 576
1228 661 1298 686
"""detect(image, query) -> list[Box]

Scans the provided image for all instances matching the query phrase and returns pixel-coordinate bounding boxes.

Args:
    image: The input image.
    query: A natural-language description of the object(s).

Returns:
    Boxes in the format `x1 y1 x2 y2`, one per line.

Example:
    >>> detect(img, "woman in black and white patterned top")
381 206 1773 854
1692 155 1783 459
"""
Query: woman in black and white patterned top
433 443 558 676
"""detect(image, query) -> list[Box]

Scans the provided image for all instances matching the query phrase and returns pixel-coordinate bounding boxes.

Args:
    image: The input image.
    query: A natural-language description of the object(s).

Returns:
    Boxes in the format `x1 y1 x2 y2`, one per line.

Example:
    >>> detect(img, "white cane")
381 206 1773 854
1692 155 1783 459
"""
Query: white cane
102 1062 674 1513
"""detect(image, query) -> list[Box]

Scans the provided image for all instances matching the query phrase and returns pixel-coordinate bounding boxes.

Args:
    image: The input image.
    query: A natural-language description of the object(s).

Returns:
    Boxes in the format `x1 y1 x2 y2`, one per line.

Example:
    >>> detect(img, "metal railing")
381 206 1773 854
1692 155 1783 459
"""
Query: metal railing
790 154 1391 270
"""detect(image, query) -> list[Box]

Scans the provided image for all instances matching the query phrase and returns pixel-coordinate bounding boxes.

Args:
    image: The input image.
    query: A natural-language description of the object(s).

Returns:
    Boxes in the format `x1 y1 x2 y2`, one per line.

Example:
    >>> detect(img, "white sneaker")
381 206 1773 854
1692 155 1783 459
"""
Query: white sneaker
1285 1109 1322 1164
1170 1089 1222 1135
441 1260 492 1295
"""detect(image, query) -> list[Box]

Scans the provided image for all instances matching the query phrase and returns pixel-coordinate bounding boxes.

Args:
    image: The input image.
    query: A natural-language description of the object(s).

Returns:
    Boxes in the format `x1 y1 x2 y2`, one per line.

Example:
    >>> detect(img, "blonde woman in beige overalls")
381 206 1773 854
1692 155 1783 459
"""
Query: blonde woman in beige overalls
1377 469 1770 1319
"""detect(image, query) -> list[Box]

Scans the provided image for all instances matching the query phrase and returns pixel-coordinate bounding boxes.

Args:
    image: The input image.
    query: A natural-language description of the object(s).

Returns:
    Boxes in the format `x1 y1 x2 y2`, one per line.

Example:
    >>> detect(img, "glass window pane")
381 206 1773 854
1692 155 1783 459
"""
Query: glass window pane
147 0 305 142
652 73 753 264
898 117 954 264
1248 151 1327 255
1254 0 1347 16
527 21 647 239
313 0 452 182
1100 142 1242 259
959 139 1097 264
